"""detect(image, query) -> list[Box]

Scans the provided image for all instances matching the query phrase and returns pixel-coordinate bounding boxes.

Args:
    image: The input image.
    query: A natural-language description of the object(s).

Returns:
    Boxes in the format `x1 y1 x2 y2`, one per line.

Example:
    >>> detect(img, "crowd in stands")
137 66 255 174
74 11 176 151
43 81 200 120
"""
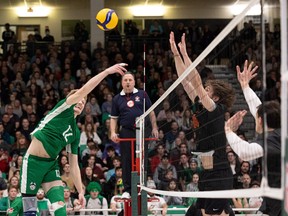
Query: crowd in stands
0 18 281 215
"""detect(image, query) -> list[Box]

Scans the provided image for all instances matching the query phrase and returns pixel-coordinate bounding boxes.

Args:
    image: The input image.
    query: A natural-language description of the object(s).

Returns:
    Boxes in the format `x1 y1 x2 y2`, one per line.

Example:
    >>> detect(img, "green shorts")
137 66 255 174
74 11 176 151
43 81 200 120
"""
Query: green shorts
20 153 61 195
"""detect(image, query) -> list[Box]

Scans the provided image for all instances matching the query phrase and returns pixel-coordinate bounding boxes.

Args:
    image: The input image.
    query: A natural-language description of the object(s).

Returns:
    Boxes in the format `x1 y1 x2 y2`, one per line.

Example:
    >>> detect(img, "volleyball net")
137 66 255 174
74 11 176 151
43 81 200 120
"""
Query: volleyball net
135 0 285 210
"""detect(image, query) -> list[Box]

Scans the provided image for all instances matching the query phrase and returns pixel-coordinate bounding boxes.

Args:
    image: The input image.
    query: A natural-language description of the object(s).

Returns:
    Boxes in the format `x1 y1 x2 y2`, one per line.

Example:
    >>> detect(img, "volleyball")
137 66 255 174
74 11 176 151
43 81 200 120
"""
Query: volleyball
96 8 118 31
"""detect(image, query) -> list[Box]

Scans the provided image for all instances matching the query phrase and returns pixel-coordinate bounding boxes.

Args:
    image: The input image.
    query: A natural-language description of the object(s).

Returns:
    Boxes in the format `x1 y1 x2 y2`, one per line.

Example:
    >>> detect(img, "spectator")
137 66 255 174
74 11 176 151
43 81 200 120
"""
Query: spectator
149 20 163 38
79 123 102 152
153 153 177 186
186 173 200 207
33 28 42 41
147 179 167 216
85 181 108 216
81 166 100 194
227 150 241 175
64 186 82 215
81 155 106 184
105 156 121 182
2 23 15 55
149 143 166 174
36 188 51 215
86 95 102 119
104 166 123 204
233 161 251 189
0 185 23 215
163 178 183 205
42 29 55 42
61 163 76 196
102 145 120 170
8 155 22 181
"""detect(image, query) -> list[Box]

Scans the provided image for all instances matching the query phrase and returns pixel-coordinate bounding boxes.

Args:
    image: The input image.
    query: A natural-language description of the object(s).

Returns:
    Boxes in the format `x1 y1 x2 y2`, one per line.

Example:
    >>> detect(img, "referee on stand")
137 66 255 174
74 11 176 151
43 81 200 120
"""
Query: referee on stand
110 72 158 198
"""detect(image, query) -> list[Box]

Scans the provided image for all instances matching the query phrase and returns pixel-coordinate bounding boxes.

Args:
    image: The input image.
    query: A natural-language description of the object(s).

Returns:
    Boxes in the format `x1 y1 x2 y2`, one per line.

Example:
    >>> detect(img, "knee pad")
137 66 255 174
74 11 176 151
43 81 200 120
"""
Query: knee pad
46 186 66 216
22 196 37 216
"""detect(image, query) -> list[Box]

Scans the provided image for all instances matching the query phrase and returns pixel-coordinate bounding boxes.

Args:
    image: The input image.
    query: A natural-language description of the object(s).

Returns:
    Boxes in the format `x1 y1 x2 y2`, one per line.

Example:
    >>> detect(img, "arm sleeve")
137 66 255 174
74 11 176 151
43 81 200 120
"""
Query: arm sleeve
242 87 262 119
226 132 263 161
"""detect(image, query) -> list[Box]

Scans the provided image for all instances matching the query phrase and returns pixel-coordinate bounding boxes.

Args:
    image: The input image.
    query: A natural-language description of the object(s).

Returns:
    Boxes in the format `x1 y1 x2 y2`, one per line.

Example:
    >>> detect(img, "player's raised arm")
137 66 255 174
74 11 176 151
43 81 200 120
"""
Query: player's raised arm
236 60 261 119
66 63 127 105
177 33 198 102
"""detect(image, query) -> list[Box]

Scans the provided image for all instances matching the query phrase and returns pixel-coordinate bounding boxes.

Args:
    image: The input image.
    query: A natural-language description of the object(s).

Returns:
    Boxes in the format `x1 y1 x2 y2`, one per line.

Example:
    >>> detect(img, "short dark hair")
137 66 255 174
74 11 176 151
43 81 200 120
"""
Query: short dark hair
257 100 280 129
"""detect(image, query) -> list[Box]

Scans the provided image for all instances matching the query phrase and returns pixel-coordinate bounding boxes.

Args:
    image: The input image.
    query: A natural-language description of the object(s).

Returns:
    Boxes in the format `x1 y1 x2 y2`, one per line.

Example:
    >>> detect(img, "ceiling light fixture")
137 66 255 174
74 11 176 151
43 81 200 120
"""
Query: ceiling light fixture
16 6 50 17
131 4 165 17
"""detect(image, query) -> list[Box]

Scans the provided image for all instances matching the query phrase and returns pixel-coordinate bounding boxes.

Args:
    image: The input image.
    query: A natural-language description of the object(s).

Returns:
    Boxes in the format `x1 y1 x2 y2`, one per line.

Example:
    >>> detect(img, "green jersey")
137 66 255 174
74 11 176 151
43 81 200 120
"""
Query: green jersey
31 99 80 159
0 197 23 216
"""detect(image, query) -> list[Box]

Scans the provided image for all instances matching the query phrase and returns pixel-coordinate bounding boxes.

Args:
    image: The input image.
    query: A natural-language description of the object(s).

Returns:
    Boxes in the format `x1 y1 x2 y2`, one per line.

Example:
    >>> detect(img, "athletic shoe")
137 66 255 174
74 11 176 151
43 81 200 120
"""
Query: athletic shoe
121 192 131 199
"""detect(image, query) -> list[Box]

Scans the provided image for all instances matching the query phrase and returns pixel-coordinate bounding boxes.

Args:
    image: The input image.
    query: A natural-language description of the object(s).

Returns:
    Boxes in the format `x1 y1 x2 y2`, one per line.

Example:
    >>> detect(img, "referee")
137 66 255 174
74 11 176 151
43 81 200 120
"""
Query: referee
110 72 158 198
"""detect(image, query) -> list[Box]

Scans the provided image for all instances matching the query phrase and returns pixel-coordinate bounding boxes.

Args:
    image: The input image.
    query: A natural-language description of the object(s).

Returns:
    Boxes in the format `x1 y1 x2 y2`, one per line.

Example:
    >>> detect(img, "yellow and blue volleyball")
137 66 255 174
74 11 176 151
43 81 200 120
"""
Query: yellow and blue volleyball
96 8 118 31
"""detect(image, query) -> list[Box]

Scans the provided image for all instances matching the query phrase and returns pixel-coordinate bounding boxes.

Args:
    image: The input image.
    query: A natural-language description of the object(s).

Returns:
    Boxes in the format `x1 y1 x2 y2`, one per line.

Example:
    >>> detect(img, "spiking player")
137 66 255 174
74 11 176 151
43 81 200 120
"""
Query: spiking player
20 64 127 216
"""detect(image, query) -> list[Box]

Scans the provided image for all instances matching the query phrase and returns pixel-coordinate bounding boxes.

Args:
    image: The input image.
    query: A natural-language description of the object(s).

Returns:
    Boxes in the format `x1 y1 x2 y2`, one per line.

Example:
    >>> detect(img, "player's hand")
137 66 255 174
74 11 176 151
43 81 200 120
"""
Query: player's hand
111 132 119 143
178 33 188 57
105 63 127 76
236 60 258 89
78 193 86 208
169 32 180 56
225 110 247 132
152 128 159 139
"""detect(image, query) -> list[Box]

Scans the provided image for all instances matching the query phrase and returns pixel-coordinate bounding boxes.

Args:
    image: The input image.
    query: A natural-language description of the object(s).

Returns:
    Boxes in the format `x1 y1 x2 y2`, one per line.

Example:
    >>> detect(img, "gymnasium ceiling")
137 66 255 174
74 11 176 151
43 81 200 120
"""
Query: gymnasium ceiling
0 0 254 9
2 0 279 10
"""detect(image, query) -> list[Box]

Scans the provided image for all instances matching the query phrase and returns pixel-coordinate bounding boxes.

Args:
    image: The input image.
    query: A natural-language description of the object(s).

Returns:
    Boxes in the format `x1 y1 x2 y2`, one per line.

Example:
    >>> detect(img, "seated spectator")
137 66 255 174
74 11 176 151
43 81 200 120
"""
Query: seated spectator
0 185 23 215
0 178 7 198
157 169 174 191
86 95 102 120
153 153 177 186
227 150 241 175
85 181 108 215
0 123 11 145
106 156 121 182
82 146 106 172
102 145 120 170
147 179 167 216
36 188 51 215
19 118 32 142
81 140 104 165
186 173 199 207
104 166 123 205
101 94 113 124
81 166 100 194
165 121 180 146
248 181 263 213
0 147 10 175
64 186 82 215
8 154 22 181
58 154 68 175
110 183 124 215
163 178 183 205
176 153 190 190
61 163 76 196
80 124 102 157
234 161 251 189
81 155 106 184
10 134 29 156
149 143 166 174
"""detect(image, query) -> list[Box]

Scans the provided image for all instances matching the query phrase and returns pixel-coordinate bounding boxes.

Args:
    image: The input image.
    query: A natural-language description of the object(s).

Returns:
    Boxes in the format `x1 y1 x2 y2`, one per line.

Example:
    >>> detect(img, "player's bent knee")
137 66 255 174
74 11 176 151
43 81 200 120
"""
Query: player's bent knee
22 196 38 216
46 186 66 216
50 201 66 216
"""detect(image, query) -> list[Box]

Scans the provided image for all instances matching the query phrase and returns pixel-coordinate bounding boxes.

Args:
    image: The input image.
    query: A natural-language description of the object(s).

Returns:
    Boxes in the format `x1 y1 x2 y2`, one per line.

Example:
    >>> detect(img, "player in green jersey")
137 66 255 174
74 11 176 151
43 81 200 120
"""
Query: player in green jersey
20 63 127 216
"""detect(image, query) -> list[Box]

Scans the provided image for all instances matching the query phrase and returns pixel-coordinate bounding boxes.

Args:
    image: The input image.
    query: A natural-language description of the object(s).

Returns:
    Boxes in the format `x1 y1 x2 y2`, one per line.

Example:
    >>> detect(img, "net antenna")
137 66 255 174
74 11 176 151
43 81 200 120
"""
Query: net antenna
280 0 287 198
